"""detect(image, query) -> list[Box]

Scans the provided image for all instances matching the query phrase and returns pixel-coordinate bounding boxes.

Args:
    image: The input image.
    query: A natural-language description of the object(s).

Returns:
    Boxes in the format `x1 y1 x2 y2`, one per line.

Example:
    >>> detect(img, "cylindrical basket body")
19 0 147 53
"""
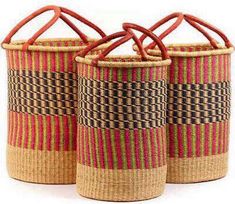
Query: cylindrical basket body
162 44 232 183
75 27 171 201
134 14 234 183
76 55 169 201
4 39 106 184
2 6 109 184
142 45 233 183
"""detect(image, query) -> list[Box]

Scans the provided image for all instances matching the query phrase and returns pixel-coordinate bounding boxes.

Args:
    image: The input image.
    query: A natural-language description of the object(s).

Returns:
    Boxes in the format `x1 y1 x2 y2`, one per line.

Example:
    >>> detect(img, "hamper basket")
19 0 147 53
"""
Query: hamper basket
75 23 171 201
2 5 109 184
134 13 234 183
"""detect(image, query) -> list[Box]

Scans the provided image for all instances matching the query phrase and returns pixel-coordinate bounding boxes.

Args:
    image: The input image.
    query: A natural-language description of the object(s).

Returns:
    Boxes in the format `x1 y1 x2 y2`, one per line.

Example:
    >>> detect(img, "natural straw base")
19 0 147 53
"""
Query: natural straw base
7 145 76 184
167 153 228 183
76 163 167 201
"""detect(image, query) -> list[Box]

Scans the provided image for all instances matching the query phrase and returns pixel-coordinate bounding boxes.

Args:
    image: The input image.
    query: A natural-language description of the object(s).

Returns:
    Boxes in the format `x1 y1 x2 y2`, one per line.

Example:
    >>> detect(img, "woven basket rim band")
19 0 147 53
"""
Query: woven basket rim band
76 55 171 68
2 6 106 51
2 38 111 52
133 43 234 57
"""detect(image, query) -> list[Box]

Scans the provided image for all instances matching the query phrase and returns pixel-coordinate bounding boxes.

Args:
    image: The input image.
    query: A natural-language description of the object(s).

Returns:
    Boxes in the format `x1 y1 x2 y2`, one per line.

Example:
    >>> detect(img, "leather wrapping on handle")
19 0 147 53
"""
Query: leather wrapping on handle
123 23 169 60
77 30 151 66
2 6 107 51
2 5 61 50
141 12 233 51
139 12 184 43
184 14 233 48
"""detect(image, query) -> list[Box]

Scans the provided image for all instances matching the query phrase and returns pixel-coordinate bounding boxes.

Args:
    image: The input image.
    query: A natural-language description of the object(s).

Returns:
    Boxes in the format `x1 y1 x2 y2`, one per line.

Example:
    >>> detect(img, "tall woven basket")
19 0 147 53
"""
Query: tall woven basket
134 13 234 183
2 5 109 184
75 23 171 201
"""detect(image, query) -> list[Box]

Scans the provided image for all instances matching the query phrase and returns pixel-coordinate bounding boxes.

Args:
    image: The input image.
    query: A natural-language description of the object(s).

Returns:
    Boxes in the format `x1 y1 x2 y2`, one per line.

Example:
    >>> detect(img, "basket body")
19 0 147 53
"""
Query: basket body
76 56 168 201
5 38 106 184
147 44 232 183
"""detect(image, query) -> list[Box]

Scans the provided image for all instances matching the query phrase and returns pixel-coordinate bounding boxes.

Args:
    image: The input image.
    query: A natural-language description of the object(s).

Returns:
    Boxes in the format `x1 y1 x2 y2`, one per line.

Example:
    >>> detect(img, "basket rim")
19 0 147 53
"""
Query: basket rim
2 37 111 52
75 55 171 68
133 42 234 57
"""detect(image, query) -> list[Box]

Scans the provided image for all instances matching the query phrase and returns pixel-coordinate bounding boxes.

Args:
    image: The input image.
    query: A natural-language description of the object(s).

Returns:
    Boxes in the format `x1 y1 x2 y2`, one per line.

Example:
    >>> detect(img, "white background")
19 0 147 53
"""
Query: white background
0 0 234 203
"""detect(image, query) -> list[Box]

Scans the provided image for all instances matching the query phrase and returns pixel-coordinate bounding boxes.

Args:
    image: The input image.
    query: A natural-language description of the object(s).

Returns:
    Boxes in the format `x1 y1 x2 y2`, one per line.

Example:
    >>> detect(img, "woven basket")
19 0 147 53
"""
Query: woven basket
2 5 110 184
134 13 234 183
75 23 171 201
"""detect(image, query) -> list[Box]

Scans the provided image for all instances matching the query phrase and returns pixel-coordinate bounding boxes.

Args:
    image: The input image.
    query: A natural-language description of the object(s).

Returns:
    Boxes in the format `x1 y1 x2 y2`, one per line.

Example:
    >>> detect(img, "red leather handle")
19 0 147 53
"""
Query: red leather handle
77 31 134 65
139 12 184 44
2 6 107 51
77 24 169 66
142 12 233 50
60 7 106 40
184 14 233 48
123 23 169 60
2 5 61 50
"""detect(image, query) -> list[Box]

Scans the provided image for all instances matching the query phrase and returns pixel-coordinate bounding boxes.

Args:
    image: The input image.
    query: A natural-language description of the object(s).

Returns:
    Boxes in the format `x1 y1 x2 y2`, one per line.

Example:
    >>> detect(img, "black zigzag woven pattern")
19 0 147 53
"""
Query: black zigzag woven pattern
78 77 167 129
8 70 77 115
167 81 231 124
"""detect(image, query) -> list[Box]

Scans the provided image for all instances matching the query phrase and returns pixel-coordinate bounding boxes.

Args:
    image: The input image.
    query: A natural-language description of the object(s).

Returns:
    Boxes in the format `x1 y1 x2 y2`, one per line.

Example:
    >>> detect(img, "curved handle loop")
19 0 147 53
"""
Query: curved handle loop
2 6 107 51
78 24 169 66
2 5 61 50
143 12 233 51
123 23 169 60
184 14 233 48
60 7 106 40
139 12 184 44
78 31 136 65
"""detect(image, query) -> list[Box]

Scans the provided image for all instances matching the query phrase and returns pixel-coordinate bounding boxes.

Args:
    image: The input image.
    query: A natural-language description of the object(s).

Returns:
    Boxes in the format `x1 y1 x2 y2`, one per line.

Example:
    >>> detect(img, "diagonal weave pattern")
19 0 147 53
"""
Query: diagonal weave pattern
167 81 231 124
8 70 77 115
78 77 167 129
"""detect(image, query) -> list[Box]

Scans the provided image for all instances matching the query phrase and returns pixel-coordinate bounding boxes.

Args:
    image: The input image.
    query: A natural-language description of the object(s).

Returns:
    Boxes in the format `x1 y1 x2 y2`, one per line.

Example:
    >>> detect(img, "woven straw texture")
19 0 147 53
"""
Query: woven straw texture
4 38 107 184
141 43 232 183
76 56 169 201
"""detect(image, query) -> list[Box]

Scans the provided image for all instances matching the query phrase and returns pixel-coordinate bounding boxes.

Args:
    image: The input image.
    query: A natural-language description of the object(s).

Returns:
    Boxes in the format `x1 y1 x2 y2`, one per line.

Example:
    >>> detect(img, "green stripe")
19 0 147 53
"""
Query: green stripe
200 56 204 83
110 129 118 169
182 125 188 158
94 129 100 168
191 57 196 83
130 130 136 169
88 128 94 167
191 124 196 157
200 124 205 156
183 57 187 83
208 123 213 155
102 129 109 169
120 130 127 169
208 56 212 83
173 125 178 157
174 58 179 83
127 68 132 81
136 68 141 81
138 129 145 169
146 129 153 168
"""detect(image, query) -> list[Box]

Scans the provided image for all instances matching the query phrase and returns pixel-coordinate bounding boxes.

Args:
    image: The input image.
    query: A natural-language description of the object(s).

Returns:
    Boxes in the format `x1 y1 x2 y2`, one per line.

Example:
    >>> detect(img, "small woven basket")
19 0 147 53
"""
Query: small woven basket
2 5 109 184
75 23 171 201
134 13 234 183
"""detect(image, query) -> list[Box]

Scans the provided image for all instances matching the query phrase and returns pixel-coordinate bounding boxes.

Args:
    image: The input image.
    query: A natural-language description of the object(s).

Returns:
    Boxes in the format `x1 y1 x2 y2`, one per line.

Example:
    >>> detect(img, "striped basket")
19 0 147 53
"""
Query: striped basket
134 13 234 183
1 5 109 184
75 23 171 201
